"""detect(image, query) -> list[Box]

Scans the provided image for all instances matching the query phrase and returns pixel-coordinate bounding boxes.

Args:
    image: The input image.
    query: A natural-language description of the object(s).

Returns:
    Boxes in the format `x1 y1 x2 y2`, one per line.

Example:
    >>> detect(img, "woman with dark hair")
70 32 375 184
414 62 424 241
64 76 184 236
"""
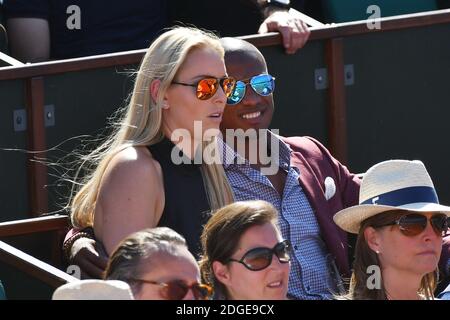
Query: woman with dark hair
199 200 291 300
334 159 450 300
104 227 212 300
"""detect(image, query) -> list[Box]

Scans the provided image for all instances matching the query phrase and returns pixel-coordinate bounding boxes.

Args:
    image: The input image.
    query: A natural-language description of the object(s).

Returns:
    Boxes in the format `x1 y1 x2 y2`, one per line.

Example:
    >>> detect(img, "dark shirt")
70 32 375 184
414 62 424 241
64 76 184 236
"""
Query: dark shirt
3 0 319 60
3 0 167 59
168 0 263 37
148 138 211 258
168 0 322 37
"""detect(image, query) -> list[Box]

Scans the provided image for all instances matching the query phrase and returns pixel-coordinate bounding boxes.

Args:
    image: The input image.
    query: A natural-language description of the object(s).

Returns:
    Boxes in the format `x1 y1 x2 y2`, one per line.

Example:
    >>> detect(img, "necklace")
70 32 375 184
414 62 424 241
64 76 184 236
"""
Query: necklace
385 289 421 300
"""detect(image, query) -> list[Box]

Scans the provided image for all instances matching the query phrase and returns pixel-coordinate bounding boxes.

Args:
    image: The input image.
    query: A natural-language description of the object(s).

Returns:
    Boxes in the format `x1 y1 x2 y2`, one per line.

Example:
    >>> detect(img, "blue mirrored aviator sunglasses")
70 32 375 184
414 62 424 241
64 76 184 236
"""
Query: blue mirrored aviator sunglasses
227 74 275 105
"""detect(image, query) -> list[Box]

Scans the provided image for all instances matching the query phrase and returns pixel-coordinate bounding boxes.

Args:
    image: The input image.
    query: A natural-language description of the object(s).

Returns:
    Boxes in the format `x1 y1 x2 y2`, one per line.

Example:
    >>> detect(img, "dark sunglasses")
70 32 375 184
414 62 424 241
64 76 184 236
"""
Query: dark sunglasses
375 213 450 237
130 278 213 300
227 239 291 271
227 74 275 105
172 76 236 100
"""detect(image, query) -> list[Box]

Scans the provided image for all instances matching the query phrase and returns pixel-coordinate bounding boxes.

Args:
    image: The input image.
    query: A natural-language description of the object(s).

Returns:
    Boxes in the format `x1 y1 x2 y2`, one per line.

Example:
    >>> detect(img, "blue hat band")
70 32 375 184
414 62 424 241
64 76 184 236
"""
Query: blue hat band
360 186 439 206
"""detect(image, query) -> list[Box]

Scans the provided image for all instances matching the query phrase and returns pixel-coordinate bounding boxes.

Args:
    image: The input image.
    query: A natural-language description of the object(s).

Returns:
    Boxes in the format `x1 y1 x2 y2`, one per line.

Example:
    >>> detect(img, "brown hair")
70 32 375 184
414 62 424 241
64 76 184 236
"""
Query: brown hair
198 200 278 299
343 210 438 300
104 227 187 296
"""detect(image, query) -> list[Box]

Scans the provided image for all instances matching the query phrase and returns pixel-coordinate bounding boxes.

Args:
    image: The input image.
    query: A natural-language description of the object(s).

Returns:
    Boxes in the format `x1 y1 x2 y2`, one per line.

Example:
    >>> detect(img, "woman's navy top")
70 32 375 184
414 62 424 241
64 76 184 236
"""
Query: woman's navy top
148 138 211 258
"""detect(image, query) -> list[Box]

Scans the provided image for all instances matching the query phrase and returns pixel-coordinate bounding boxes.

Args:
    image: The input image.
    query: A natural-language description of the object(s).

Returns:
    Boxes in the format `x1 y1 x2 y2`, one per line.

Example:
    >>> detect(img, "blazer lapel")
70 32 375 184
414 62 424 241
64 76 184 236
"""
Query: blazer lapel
290 152 351 276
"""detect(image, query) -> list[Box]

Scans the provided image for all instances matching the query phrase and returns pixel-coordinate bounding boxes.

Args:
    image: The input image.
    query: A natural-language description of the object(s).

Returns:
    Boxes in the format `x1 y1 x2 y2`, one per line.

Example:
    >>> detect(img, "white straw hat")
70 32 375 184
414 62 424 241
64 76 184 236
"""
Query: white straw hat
333 159 450 234
52 280 134 300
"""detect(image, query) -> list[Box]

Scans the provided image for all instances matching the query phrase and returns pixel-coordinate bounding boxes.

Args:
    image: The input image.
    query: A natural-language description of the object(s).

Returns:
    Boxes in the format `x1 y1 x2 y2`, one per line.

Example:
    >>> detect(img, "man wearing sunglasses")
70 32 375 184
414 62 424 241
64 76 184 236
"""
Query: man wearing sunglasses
63 37 359 299
64 38 450 299
217 37 360 300
218 38 450 299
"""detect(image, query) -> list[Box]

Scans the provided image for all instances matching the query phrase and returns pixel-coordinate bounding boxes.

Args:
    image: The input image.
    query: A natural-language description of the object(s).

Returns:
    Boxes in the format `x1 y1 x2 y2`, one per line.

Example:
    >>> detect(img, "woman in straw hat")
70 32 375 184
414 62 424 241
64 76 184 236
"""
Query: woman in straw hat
333 160 450 300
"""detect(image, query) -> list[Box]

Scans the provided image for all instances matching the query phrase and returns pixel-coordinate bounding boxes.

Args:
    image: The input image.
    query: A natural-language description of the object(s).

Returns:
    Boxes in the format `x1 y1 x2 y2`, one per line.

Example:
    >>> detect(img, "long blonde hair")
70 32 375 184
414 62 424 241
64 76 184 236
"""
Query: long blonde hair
70 27 234 229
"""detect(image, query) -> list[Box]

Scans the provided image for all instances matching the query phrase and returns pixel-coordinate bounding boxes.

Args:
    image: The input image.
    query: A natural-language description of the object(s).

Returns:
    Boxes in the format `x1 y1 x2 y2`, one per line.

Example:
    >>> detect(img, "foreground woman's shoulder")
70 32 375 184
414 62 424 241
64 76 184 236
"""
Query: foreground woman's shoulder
105 145 163 184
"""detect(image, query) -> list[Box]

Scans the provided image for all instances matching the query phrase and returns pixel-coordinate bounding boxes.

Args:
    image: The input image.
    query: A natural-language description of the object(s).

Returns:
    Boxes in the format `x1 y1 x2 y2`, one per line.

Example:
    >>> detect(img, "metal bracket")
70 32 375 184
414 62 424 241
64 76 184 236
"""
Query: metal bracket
344 64 354 86
13 109 27 132
44 104 55 127
13 104 55 132
314 68 328 90
314 64 355 90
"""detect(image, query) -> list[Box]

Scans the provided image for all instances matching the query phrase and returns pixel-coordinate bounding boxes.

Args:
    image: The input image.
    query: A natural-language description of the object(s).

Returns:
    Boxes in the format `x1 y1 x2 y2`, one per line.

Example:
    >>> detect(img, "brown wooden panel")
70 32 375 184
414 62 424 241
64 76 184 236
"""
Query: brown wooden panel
0 50 145 81
0 215 69 238
26 77 48 217
0 240 77 288
308 8 450 41
325 38 347 164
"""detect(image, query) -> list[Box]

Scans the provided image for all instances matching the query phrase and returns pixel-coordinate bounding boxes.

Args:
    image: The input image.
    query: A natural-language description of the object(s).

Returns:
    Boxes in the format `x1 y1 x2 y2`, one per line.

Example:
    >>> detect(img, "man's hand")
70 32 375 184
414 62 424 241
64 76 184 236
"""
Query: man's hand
70 237 109 279
258 10 310 54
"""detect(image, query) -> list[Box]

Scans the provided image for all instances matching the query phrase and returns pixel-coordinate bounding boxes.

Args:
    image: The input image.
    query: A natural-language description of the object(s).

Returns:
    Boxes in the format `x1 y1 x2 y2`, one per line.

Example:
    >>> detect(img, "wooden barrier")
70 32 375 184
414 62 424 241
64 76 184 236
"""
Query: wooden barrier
0 240 77 288
1 9 450 298
0 215 71 297
0 215 69 237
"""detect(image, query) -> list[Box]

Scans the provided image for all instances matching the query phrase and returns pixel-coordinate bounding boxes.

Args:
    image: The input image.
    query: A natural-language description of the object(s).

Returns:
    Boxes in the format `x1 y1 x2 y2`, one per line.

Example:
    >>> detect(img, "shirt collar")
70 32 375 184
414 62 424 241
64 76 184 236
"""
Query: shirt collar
220 130 292 170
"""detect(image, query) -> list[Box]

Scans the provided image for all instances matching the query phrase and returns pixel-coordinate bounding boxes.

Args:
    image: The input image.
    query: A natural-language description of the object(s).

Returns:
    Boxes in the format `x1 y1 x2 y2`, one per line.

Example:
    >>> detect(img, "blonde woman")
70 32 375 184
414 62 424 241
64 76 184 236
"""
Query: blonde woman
334 160 450 300
69 27 236 259
199 200 291 300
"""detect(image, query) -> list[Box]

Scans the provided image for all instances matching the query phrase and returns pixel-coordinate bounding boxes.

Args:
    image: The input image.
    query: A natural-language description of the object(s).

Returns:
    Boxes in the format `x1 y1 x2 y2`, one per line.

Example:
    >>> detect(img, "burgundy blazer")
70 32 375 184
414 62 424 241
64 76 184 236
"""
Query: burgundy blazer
282 136 361 277
440 235 450 284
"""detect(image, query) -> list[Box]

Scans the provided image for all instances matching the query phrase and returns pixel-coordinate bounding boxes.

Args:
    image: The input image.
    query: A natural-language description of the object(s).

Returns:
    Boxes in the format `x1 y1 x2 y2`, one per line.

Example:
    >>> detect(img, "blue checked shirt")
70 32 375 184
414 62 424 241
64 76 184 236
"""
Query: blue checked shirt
219 132 338 300
438 283 450 300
